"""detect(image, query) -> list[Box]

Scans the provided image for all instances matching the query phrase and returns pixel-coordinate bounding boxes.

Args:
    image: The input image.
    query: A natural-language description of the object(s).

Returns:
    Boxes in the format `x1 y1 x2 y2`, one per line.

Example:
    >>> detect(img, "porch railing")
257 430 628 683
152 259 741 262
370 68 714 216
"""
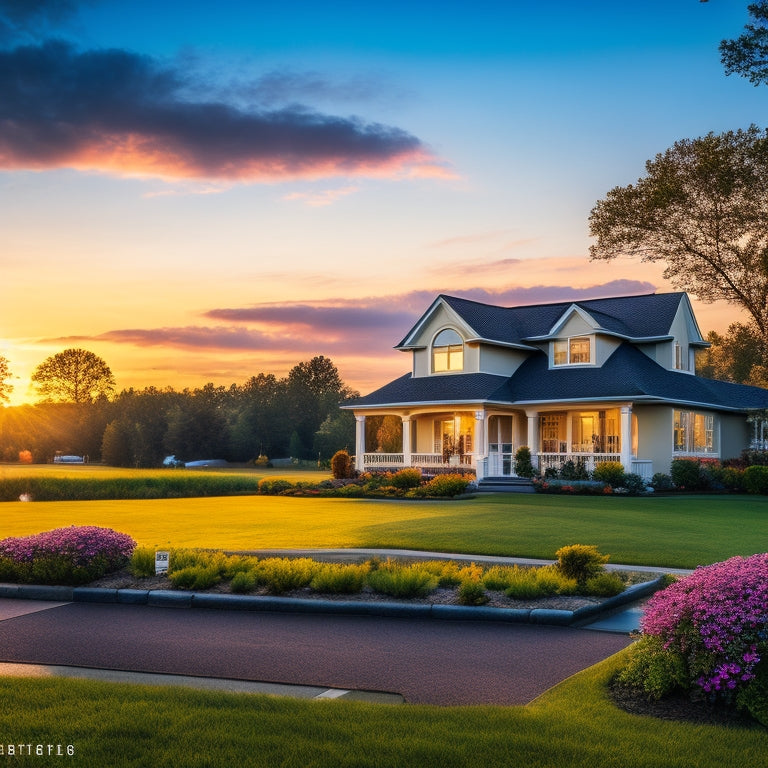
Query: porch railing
536 452 620 476
362 453 473 470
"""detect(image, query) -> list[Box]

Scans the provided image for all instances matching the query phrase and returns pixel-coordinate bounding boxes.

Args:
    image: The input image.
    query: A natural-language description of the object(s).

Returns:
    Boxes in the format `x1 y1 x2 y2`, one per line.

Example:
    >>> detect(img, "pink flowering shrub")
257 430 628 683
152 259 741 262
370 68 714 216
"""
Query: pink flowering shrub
0 526 136 585
620 554 768 715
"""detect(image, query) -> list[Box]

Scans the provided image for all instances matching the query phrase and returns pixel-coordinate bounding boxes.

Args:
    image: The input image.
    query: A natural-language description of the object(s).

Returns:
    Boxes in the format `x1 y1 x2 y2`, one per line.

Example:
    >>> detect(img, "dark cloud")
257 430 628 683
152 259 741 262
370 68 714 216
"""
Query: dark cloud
0 39 435 180
0 0 84 43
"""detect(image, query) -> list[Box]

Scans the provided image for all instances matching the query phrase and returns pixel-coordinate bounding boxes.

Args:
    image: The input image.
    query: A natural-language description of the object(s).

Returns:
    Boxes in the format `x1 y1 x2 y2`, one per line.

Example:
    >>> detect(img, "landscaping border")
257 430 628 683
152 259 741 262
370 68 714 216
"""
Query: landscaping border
0 576 663 626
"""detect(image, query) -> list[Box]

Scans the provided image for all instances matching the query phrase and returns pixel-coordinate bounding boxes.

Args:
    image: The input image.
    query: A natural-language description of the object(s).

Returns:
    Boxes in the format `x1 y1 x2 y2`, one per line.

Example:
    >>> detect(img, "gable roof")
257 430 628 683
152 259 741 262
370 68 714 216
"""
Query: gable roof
345 343 768 412
396 292 700 349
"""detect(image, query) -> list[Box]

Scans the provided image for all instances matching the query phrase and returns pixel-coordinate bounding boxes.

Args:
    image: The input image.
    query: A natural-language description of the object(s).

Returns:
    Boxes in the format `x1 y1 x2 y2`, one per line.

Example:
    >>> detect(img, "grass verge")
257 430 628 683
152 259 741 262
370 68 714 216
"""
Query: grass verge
0 652 764 768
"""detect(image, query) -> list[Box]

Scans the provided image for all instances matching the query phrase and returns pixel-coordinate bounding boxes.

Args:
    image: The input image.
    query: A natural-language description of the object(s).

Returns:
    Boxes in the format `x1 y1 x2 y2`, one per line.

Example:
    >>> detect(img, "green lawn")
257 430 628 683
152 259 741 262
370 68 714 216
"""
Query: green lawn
1 491 766 568
1 651 763 768
1 468 767 766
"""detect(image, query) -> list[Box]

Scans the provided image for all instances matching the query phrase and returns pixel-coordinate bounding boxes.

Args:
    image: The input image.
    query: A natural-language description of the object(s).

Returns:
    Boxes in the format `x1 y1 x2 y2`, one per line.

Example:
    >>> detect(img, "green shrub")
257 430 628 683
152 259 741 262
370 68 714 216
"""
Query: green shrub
457 578 489 606
559 459 589 481
130 547 157 578
670 458 710 490
230 569 257 593
619 473 647 495
254 557 318 594
366 561 438 598
615 634 688 700
744 465 768 494
409 473 470 497
737 660 768 726
310 563 370 594
257 478 294 495
389 468 422 489
504 568 545 600
482 565 516 591
583 571 625 597
555 544 609 585
514 446 535 479
592 461 625 487
651 472 673 491
168 565 221 590
330 450 354 479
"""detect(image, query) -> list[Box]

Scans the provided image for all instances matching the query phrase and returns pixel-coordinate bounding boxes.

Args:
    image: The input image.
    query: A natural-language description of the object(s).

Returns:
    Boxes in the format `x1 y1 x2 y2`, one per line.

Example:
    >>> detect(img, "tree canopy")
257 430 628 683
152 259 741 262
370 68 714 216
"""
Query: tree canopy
31 348 116 404
589 126 768 357
0 356 12 404
720 2 768 86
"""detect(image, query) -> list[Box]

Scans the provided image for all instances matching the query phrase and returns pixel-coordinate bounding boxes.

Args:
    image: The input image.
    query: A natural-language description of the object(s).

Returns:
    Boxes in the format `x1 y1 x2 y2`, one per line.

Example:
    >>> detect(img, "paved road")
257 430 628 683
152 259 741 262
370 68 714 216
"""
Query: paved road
0 601 632 705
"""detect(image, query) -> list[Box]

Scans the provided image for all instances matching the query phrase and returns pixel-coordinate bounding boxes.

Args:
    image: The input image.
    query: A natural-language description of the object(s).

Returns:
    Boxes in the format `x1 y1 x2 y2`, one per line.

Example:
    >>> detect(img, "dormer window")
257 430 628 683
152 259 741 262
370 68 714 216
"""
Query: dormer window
553 336 592 366
432 329 464 372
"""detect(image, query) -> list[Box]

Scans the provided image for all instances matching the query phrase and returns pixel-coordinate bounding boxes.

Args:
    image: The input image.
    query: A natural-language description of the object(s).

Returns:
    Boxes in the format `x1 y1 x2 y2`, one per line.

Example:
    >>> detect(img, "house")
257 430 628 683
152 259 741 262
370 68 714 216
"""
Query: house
342 292 768 481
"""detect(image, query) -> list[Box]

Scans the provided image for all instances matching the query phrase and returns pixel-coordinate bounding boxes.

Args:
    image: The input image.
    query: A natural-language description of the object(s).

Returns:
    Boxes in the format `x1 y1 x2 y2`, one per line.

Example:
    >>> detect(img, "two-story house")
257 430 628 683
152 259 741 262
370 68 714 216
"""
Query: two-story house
342 292 768 481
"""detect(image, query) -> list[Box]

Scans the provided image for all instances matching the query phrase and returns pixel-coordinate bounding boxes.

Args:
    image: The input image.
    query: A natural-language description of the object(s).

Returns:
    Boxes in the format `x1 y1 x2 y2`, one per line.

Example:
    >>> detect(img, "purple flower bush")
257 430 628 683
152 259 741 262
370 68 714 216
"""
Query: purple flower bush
0 526 136 585
641 553 768 701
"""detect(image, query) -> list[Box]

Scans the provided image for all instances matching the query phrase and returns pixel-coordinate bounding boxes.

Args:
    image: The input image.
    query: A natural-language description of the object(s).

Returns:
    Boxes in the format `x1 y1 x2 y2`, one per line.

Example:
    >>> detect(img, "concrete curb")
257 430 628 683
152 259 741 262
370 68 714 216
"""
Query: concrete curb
0 576 665 626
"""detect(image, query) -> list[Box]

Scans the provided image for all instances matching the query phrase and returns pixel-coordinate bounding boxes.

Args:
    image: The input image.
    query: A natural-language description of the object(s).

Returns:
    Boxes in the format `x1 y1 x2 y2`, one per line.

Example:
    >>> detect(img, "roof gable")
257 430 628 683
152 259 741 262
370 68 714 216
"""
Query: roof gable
396 292 691 349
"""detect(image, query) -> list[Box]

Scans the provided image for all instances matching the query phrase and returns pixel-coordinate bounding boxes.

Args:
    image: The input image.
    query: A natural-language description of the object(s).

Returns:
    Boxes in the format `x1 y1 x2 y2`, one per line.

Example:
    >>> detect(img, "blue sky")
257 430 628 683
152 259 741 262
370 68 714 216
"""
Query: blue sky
0 0 762 404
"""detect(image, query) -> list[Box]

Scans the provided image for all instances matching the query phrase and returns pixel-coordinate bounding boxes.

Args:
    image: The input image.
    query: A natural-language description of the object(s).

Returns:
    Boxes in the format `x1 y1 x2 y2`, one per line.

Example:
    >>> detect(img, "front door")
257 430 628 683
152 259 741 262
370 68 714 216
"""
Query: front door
488 415 514 476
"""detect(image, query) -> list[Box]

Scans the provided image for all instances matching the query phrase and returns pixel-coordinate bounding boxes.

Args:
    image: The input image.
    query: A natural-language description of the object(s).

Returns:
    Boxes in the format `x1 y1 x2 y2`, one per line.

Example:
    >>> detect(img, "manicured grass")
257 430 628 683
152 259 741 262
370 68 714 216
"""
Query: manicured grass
1 492 766 568
0 651 764 768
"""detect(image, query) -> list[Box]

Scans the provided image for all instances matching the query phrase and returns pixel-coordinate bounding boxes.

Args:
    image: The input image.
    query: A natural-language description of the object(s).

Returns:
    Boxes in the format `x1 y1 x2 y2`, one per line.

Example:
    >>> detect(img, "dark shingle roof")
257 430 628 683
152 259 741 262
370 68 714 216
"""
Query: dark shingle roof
398 292 688 348
346 343 768 412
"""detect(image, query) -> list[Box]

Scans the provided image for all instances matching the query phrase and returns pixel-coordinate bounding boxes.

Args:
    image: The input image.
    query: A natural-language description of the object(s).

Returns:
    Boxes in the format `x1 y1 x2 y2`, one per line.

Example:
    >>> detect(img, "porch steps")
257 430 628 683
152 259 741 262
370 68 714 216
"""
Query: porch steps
476 476 535 494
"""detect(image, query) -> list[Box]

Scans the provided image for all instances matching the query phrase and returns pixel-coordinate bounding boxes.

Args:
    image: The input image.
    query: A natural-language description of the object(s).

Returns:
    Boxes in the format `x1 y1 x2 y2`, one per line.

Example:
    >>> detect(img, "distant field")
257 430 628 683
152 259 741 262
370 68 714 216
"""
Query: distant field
0 463 328 482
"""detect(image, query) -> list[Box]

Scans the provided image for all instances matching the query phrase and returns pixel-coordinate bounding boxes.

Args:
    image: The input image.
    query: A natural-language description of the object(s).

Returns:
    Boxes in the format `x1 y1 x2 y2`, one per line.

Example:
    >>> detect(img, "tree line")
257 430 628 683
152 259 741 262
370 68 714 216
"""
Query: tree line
0 351 358 466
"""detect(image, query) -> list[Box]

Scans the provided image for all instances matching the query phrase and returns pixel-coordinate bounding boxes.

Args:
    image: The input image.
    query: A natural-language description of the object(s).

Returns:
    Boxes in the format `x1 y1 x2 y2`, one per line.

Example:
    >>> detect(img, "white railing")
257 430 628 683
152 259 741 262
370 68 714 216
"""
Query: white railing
630 460 653 481
537 452 620 476
362 453 474 469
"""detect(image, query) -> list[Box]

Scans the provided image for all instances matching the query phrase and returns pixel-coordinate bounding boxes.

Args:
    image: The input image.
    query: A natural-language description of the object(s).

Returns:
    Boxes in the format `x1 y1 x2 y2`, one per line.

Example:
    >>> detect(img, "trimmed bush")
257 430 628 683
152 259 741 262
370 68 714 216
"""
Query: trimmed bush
130 546 157 578
457 578 489 606
592 461 625 487
366 561 438 598
555 544 609 585
651 472 673 491
637 554 768 706
257 478 294 495
514 446 535 479
616 634 688 700
230 569 257 593
168 565 220 590
670 458 710 491
330 450 354 479
310 562 370 594
0 526 135 585
617 473 647 496
744 465 768 495
254 557 318 594
583 571 625 597
388 468 422 489
408 473 470 498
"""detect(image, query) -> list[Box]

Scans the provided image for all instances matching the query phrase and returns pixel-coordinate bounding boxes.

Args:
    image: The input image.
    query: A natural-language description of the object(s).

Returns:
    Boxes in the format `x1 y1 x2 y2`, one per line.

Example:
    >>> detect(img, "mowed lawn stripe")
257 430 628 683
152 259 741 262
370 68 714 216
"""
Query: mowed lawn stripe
1 493 767 568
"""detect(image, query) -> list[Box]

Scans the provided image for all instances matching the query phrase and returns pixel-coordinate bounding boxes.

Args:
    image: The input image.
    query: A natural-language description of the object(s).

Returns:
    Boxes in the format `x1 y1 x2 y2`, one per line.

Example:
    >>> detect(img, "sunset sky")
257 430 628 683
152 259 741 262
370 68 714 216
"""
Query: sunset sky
0 1 763 406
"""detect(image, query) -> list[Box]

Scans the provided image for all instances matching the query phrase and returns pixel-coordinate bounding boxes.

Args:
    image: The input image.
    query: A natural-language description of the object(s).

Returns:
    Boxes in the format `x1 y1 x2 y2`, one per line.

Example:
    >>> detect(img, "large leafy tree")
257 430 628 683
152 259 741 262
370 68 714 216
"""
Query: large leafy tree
589 126 768 359
720 2 768 86
696 323 768 386
0 356 12 404
31 348 116 404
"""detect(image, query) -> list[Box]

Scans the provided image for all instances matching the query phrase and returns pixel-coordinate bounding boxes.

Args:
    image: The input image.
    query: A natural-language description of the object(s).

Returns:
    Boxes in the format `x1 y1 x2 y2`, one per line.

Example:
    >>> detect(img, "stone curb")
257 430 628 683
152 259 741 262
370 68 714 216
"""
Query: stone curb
0 576 665 626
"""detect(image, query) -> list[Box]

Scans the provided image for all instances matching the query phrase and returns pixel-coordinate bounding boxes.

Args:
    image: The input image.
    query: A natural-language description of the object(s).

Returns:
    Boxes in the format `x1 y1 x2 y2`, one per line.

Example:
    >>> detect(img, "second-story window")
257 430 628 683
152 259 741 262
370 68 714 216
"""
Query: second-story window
553 336 592 366
432 329 464 372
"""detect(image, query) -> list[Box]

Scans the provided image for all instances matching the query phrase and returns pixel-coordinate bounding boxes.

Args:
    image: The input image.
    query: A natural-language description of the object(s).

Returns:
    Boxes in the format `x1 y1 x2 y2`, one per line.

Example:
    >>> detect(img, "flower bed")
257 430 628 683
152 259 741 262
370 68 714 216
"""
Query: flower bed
0 526 136 585
616 553 768 725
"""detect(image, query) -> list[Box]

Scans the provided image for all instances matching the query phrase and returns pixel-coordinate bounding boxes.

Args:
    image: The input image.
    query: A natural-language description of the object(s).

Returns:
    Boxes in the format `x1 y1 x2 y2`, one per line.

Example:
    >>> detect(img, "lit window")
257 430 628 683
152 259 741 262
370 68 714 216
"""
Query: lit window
432 329 464 372
674 410 716 453
675 343 688 371
553 336 592 366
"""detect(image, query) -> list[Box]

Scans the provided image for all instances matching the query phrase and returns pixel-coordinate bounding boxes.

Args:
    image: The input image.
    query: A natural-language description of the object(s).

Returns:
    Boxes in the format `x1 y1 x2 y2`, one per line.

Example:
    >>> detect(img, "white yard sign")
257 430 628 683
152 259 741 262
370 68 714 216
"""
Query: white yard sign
155 551 169 575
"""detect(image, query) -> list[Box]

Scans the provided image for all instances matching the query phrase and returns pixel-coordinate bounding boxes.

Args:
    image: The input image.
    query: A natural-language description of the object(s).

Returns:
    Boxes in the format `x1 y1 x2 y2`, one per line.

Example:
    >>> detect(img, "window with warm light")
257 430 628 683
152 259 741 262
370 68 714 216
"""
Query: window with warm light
432 329 464 372
553 336 592 366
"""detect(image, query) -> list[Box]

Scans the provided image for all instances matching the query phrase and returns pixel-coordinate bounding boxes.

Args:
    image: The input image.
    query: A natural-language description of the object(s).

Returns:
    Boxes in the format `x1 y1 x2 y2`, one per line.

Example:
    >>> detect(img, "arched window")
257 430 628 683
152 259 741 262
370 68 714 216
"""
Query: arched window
432 329 464 372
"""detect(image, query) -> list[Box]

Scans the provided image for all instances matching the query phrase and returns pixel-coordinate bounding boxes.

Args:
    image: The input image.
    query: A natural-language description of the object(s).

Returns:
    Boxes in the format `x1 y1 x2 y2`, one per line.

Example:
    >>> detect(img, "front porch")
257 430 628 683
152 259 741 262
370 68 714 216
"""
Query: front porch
352 406 653 481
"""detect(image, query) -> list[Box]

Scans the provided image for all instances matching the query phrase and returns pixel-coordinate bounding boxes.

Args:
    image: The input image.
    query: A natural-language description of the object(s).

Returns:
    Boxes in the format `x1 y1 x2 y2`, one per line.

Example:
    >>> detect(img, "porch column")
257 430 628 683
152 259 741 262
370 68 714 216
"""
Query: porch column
526 412 539 470
620 405 632 472
474 410 486 480
401 415 412 468
354 415 366 472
